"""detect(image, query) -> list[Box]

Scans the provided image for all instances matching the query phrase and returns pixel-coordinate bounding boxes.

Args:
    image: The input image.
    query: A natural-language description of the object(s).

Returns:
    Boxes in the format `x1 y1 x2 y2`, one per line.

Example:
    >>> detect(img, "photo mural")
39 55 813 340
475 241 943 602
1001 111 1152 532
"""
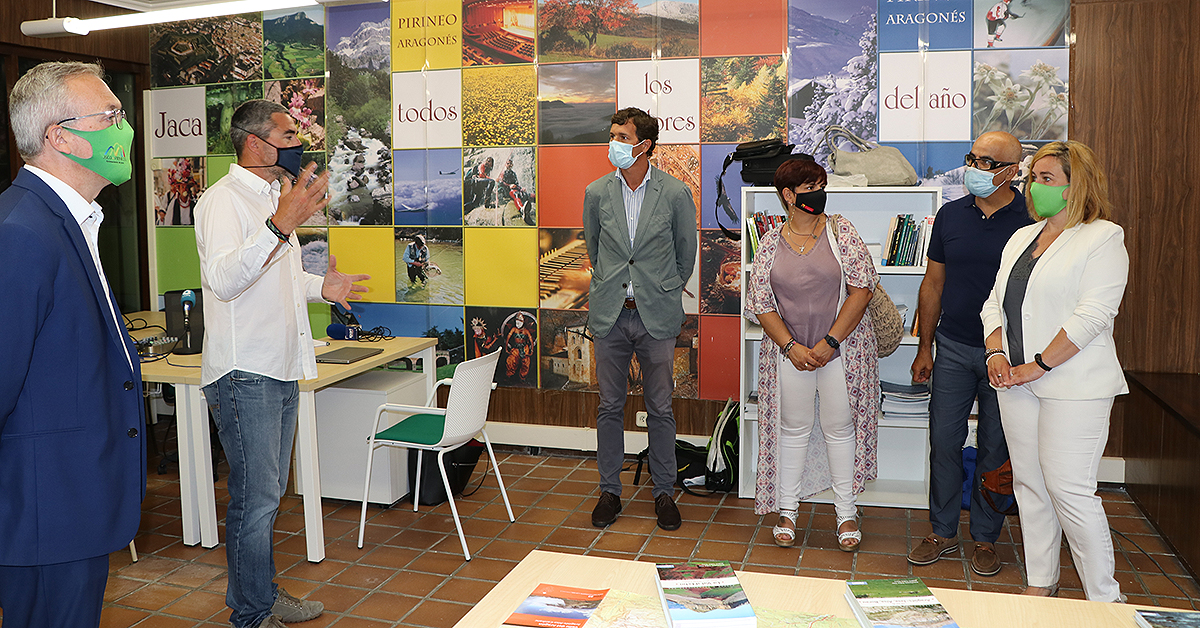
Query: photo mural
147 0 1068 402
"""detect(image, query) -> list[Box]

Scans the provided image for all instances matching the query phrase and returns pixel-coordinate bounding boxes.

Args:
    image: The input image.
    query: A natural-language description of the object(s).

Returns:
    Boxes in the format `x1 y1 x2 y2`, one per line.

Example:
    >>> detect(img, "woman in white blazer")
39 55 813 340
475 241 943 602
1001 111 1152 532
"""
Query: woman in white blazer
980 141 1128 602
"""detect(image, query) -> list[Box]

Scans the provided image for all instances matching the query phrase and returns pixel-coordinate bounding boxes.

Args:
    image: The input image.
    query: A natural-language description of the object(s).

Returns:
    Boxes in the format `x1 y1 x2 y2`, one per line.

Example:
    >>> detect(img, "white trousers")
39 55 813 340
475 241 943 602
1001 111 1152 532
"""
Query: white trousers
777 356 856 519
997 384 1120 602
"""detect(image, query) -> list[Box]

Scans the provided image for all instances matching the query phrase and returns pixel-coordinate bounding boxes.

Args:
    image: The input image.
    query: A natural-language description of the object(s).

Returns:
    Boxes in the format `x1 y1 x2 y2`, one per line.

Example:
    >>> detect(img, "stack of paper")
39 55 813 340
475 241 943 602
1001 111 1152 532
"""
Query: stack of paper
880 381 930 421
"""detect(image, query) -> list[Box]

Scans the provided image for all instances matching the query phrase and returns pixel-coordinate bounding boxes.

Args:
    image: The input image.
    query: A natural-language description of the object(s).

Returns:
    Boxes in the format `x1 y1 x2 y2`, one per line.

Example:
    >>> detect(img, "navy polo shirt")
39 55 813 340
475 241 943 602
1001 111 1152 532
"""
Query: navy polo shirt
926 187 1032 347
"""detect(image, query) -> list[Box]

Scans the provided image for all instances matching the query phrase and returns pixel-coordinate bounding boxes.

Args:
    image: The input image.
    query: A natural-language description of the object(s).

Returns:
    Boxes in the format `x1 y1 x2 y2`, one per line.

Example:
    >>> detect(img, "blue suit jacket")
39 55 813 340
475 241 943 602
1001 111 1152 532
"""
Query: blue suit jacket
582 167 698 340
0 169 146 566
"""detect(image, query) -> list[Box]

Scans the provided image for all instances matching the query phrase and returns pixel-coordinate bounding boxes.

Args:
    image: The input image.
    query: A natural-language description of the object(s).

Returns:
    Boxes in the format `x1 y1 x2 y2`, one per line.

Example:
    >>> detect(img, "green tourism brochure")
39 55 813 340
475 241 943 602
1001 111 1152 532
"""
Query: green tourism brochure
843 578 959 628
654 561 756 627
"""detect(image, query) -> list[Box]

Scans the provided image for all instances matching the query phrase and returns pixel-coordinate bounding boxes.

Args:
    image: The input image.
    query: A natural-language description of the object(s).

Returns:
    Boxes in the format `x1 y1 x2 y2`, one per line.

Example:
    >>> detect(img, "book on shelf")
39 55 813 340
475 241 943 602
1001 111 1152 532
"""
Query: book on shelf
878 214 935 267
844 578 959 628
654 561 756 627
1134 609 1200 628
504 583 609 628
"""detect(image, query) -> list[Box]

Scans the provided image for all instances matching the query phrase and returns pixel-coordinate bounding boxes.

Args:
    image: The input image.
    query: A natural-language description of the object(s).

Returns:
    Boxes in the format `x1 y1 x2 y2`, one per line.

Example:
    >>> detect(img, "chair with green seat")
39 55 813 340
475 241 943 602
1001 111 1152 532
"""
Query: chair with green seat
356 349 513 560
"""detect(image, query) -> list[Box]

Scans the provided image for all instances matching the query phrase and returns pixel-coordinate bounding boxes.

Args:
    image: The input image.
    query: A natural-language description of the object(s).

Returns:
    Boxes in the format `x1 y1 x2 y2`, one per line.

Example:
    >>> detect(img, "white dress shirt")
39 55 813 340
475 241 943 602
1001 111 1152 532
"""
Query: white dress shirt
24 165 133 374
195 163 326 387
616 167 650 298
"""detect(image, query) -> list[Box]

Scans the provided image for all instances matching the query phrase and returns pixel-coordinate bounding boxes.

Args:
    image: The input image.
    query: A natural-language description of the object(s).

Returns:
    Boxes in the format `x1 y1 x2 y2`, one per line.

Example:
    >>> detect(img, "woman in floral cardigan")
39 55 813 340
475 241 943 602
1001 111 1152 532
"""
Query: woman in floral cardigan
744 159 880 550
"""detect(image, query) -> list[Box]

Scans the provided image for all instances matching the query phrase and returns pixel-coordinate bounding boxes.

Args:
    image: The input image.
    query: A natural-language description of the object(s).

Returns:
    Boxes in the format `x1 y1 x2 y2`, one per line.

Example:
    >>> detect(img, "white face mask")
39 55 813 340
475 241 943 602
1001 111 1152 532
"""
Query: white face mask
608 139 644 169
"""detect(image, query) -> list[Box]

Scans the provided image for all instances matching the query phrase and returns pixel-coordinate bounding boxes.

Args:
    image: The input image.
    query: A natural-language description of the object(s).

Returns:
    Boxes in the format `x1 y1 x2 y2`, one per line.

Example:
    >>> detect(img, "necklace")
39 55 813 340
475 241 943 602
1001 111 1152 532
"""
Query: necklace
786 215 823 253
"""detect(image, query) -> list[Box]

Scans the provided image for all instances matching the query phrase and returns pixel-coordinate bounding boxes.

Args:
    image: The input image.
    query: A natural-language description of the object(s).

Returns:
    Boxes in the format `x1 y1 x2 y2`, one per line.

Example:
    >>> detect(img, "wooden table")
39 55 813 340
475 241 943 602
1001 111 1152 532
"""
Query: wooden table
129 311 437 562
456 550 1164 627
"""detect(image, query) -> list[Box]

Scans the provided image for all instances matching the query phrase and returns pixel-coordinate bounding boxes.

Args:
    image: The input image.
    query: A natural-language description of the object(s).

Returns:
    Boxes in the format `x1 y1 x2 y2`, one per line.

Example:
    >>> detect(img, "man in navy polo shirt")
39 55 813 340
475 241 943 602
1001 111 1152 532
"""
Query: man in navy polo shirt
907 131 1031 577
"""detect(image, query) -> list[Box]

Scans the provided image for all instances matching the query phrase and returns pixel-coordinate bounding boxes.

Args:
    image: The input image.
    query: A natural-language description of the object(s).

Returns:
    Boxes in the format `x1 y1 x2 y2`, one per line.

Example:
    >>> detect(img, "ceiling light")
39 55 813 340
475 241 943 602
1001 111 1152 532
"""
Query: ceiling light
22 0 319 38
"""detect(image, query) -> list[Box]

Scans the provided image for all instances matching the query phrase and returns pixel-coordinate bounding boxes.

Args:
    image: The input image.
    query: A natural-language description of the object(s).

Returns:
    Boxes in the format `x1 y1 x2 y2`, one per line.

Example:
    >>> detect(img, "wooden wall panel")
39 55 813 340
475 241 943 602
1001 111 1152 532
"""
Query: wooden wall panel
1072 0 1200 457
0 0 149 64
485 387 724 437
1071 0 1200 375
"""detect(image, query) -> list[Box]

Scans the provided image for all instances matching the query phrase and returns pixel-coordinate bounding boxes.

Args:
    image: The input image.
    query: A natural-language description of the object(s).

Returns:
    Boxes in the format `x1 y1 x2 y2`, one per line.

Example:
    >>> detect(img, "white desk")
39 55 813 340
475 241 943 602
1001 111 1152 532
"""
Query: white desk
132 311 437 562
457 550 1173 628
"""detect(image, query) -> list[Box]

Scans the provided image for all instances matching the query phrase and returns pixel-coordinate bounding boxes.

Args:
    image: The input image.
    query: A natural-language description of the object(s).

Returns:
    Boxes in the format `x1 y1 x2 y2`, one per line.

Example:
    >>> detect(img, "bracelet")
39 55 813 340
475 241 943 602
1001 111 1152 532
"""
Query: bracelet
1034 353 1053 372
781 339 797 356
265 217 291 245
823 334 840 350
984 348 1005 359
985 353 1007 364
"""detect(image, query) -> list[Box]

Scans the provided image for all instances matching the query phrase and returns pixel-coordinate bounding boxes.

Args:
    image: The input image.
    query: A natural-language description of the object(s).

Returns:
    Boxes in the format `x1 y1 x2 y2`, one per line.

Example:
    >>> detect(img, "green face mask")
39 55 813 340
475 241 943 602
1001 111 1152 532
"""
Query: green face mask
62 119 135 186
1030 181 1070 218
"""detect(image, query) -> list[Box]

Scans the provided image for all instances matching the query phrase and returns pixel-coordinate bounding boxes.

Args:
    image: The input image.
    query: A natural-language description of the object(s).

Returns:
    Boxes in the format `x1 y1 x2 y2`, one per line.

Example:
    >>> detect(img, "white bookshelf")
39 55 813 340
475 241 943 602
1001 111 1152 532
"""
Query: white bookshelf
738 186 941 508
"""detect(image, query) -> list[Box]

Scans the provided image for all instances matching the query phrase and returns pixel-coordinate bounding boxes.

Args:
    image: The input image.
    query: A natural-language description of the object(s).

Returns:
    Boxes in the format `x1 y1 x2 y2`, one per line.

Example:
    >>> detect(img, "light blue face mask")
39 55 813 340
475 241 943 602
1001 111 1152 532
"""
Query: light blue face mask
608 139 645 169
964 165 1010 198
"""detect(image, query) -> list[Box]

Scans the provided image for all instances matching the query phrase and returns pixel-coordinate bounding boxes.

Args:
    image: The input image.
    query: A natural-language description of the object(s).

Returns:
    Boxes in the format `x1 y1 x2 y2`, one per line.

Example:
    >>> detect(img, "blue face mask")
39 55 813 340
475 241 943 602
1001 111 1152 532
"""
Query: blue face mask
608 139 644 169
964 165 1009 198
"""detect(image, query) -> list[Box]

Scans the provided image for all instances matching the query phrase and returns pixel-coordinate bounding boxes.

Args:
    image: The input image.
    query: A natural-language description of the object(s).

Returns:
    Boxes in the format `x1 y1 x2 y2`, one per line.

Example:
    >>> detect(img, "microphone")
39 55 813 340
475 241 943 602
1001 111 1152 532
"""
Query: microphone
326 323 347 340
181 289 197 352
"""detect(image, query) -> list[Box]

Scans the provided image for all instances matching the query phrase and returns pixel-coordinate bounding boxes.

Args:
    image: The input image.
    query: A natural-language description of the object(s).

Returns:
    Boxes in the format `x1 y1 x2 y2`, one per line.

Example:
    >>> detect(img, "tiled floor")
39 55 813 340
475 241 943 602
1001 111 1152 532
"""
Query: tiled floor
39 441 1200 627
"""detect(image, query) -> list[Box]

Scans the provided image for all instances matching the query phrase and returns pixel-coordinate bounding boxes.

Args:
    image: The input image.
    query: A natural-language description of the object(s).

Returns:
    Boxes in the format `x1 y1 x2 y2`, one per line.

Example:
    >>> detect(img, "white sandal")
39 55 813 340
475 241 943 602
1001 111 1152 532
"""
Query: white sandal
837 513 861 552
773 509 798 547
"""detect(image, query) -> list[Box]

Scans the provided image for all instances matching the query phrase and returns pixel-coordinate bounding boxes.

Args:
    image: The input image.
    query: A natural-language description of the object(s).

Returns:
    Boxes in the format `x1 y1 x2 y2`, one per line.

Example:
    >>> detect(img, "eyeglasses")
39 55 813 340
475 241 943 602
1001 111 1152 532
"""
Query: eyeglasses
965 153 1017 171
57 108 127 129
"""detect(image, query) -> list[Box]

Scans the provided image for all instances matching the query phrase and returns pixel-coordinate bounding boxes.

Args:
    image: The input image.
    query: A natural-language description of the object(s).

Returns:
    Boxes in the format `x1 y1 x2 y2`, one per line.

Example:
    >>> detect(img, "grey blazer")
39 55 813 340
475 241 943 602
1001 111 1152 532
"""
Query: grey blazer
582 167 698 340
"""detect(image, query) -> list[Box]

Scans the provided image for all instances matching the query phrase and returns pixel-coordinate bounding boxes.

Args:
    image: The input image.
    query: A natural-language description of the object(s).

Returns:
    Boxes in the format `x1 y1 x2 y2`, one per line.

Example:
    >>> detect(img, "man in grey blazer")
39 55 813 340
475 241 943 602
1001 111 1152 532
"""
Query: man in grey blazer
582 107 697 531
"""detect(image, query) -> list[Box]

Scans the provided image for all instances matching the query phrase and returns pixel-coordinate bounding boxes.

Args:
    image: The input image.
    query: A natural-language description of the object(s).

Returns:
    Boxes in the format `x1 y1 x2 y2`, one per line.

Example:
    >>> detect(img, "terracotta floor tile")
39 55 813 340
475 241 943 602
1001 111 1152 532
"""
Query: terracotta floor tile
643 535 699 559
544 527 601 548
349 591 420 622
311 584 372 614
118 582 190 611
799 548 854 572
359 545 419 570
100 605 151 628
328 616 393 627
694 540 751 563
119 556 182 581
379 571 446 597
282 558 351 583
430 577 492 604
593 532 648 554
332 564 396 590
403 599 472 627
161 590 228 621
454 557 517 582
105 576 149 603
854 551 911 576
161 562 226 588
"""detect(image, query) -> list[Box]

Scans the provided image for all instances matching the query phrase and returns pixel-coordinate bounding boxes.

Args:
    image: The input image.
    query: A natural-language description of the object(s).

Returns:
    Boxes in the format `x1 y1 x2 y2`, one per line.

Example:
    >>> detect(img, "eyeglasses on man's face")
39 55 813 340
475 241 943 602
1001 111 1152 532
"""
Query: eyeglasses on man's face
965 153 1017 171
57 108 127 130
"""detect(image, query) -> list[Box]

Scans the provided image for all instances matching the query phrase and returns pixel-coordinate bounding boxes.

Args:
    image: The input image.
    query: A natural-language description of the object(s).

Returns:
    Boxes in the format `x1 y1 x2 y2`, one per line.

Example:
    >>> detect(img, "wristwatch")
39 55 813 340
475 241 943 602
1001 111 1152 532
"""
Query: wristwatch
823 334 841 350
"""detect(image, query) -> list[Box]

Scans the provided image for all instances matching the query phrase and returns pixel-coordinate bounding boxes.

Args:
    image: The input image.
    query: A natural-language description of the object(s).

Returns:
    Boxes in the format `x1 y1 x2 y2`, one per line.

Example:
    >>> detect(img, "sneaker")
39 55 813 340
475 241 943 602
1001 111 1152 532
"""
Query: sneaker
971 542 1002 576
591 492 622 528
271 589 323 623
654 493 682 531
907 533 958 565
253 616 287 628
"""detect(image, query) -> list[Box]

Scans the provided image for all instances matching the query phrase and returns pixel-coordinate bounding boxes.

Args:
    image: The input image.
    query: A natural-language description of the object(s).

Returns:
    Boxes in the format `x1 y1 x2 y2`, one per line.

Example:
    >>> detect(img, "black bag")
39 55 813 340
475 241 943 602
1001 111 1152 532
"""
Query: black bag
633 440 707 488
702 400 740 493
407 439 484 506
714 138 814 240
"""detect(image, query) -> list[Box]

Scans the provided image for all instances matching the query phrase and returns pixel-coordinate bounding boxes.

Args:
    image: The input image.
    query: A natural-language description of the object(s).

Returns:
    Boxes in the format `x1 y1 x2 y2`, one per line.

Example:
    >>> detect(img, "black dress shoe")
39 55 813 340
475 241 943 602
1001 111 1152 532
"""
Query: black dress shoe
592 492 622 528
655 493 681 531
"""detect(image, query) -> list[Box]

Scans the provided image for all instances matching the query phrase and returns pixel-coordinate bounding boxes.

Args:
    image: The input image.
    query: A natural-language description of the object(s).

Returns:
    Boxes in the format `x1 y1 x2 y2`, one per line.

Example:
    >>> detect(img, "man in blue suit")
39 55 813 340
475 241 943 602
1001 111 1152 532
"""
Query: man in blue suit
583 107 697 531
0 62 145 626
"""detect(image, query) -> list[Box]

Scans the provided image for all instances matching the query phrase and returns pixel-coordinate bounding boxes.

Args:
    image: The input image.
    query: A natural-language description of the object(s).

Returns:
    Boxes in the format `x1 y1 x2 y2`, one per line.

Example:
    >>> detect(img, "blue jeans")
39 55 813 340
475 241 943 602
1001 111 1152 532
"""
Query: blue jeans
928 333 1009 543
203 370 299 628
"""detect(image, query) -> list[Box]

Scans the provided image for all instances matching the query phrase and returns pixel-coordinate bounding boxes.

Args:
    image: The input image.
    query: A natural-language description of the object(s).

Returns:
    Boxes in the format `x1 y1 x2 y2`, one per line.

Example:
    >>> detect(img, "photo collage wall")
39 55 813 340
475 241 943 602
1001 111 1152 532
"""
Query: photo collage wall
148 0 1068 399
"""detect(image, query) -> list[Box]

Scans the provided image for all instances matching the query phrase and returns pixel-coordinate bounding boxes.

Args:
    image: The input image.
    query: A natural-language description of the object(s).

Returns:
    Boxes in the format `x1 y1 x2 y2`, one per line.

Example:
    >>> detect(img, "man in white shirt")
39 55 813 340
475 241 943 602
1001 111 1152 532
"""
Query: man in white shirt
0 61 144 628
195 99 369 628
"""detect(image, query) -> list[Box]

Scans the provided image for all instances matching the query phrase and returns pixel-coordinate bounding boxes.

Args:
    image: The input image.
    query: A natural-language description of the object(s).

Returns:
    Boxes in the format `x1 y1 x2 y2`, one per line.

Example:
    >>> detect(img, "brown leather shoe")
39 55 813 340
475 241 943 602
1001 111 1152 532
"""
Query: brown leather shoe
591 492 621 528
907 533 958 565
971 542 1002 576
654 493 682 531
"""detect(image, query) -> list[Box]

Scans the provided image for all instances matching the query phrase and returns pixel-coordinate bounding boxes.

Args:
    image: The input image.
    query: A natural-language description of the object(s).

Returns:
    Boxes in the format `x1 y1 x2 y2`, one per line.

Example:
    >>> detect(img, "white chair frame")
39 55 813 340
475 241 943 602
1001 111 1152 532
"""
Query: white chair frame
356 351 514 560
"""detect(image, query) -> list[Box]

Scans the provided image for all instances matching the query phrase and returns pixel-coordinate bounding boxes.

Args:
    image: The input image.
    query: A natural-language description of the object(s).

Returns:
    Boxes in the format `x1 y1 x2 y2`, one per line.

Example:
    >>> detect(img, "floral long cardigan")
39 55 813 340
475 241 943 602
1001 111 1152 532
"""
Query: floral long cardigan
744 214 881 516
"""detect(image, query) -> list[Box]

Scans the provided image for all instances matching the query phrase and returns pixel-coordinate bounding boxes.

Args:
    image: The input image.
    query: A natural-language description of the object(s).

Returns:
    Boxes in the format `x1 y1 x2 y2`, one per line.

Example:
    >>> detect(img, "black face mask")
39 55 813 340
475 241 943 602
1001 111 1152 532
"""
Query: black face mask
793 188 827 215
234 125 304 178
